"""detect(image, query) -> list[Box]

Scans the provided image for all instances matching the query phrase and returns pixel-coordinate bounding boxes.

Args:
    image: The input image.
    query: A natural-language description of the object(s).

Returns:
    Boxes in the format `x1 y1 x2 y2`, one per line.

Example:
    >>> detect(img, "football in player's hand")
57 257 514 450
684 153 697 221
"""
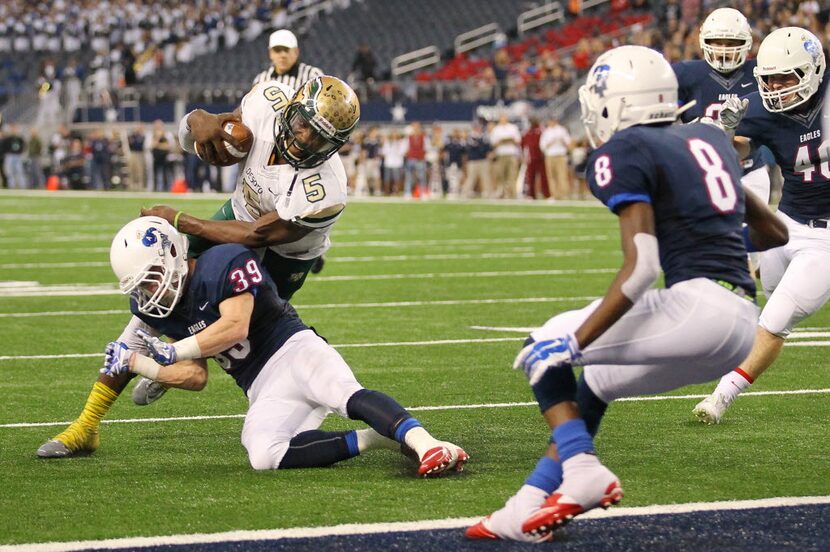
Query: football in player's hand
195 119 253 166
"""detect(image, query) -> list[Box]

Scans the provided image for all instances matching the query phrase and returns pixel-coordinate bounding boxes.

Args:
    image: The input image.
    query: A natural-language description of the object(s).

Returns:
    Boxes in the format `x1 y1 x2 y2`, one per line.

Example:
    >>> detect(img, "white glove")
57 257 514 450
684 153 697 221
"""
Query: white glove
718 98 749 131
136 328 178 365
101 341 132 376
512 334 582 386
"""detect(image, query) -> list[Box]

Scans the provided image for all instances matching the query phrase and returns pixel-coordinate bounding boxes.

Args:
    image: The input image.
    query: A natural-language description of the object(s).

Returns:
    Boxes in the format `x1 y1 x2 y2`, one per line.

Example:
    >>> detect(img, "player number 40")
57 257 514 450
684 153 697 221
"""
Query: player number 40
229 259 264 292
794 142 830 182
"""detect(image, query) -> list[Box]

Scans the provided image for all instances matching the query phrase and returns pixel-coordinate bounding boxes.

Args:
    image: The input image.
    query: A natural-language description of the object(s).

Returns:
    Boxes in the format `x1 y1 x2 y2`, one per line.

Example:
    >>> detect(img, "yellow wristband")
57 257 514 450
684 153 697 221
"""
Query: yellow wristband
173 211 184 231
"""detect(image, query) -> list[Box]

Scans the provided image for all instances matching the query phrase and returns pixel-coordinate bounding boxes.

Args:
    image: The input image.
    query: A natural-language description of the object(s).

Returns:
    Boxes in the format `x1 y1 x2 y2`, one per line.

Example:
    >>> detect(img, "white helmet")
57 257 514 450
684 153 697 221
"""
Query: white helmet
579 45 679 148
699 8 752 73
110 216 189 318
754 27 825 112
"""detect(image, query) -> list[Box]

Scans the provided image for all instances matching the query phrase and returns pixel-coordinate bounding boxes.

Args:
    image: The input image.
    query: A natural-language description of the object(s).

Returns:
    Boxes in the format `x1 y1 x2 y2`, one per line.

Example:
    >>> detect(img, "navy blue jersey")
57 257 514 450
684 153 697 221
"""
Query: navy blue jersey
132 244 308 393
673 59 769 177
736 78 830 221
673 59 757 122
588 123 754 293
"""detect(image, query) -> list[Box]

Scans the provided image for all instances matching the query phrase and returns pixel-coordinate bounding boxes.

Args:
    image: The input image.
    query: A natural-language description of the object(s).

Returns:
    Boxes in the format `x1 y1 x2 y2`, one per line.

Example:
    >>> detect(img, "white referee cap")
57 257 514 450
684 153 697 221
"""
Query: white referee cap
269 29 298 49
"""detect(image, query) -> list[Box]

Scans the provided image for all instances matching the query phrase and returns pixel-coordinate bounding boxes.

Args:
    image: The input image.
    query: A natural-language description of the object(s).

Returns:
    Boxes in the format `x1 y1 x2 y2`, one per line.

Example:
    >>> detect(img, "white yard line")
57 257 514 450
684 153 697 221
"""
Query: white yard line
1 495 828 552
0 296 599 318
0 250 595 270
4 388 829 429
0 269 616 297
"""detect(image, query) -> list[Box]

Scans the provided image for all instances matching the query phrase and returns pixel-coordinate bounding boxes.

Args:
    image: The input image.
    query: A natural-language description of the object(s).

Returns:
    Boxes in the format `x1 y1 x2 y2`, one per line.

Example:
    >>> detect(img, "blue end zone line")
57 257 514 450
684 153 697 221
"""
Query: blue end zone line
1 496 828 552
3 388 830 429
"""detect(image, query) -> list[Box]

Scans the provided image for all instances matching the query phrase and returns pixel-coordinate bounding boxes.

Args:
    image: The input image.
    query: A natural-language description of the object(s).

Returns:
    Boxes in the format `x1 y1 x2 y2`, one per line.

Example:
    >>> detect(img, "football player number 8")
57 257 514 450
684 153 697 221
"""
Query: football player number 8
688 138 737 212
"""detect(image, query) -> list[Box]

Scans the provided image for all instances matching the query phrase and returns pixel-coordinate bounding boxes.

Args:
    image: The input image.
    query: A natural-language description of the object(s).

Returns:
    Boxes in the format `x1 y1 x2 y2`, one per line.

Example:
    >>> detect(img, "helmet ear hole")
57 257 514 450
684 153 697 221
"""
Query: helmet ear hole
601 107 609 119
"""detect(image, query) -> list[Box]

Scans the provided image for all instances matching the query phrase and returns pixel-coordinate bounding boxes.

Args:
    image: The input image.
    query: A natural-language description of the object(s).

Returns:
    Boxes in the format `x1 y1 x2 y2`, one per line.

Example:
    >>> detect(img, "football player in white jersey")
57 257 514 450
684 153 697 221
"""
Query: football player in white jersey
143 75 357 302
136 75 357 405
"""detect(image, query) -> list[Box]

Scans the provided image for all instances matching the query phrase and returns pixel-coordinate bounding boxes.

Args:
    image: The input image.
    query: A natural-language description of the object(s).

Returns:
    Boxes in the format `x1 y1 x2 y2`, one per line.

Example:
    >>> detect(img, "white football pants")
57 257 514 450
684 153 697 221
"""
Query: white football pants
530 278 759 403
758 211 830 337
241 330 363 470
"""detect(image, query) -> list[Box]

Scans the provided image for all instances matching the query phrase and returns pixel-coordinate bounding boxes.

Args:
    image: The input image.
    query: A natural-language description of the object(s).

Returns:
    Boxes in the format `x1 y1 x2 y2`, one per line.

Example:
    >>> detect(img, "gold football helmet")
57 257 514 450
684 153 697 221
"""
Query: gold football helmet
276 75 360 169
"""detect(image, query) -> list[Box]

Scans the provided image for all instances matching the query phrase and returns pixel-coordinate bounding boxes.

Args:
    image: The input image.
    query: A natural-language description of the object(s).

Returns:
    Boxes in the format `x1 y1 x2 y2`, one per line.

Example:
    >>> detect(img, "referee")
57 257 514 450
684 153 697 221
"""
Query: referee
252 29 323 90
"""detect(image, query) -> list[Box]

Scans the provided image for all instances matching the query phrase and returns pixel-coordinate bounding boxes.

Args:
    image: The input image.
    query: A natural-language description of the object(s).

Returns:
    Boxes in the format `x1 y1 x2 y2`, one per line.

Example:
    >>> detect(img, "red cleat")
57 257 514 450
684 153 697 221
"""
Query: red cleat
521 480 623 537
417 444 469 477
465 517 501 540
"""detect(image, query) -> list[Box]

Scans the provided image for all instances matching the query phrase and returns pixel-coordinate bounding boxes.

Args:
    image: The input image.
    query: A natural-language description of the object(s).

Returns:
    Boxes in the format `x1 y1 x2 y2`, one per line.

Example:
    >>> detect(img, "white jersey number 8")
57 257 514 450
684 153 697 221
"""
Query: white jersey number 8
688 138 737 213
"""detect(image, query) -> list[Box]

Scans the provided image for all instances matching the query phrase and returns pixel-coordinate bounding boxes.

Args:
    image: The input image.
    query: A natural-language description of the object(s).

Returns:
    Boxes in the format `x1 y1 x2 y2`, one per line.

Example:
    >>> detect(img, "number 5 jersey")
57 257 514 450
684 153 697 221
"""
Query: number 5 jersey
231 81 349 261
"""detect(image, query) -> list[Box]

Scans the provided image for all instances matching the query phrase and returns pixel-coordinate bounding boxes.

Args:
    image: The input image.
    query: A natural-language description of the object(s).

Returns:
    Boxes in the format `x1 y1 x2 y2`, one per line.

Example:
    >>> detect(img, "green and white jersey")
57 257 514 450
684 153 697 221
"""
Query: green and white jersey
231 80 348 260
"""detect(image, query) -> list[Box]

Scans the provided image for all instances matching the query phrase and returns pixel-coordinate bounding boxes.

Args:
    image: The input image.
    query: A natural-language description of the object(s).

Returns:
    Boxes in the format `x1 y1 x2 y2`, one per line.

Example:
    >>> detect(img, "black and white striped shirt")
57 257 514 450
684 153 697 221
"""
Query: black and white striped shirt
251 62 324 91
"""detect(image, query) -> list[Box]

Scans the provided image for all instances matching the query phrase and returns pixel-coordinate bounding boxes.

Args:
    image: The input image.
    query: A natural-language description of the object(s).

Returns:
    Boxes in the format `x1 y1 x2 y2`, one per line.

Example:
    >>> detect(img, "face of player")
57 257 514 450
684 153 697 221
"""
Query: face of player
286 112 336 159
137 266 177 309
705 38 746 66
269 46 300 74
761 72 801 105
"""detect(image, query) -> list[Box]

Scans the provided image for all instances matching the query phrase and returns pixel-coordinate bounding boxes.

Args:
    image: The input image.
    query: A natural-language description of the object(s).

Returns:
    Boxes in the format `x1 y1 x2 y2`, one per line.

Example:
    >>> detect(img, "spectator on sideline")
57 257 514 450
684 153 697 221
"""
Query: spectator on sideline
404 122 427 198
3 123 26 189
150 120 173 192
462 120 491 198
540 118 572 200
126 124 147 191
27 128 45 189
381 129 407 196
522 117 549 199
489 114 521 199
361 126 382 196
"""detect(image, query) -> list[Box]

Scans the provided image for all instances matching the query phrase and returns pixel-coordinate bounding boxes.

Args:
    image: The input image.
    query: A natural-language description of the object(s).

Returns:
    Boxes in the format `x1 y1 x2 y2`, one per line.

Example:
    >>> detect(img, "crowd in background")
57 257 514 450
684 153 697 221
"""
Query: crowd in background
0 118 590 200
2 0 830 196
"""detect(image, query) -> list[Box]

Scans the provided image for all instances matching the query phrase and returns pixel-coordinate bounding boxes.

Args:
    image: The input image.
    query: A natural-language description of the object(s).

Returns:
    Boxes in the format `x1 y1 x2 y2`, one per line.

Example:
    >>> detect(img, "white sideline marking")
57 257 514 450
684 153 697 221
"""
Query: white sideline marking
0 250 593 270
2 496 828 551
0 296 599 318
4 389 829 429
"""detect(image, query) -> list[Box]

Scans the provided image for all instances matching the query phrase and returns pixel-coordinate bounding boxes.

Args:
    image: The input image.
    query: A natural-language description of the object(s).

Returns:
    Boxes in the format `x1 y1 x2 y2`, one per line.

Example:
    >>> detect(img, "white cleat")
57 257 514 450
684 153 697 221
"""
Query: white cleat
693 393 730 425
132 377 169 406
466 487 551 542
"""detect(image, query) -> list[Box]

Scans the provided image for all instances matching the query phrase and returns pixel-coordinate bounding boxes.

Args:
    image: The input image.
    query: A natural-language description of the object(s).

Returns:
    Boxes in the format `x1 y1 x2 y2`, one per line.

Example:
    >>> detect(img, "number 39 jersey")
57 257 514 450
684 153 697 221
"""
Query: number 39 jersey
231 80 349 260
588 123 754 293
132 244 308 393
736 79 830 222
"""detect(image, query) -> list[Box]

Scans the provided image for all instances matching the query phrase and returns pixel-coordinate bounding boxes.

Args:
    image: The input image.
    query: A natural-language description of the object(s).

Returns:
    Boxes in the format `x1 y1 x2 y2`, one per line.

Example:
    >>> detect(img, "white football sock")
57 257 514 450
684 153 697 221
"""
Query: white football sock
486 485 549 542
712 368 753 403
556 453 620 508
403 426 441 458
355 428 399 452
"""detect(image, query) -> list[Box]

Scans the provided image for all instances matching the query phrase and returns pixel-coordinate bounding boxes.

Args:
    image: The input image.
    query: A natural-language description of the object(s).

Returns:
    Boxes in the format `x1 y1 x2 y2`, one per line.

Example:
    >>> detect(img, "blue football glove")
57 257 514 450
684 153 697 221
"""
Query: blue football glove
136 328 177 365
101 341 132 376
513 334 582 386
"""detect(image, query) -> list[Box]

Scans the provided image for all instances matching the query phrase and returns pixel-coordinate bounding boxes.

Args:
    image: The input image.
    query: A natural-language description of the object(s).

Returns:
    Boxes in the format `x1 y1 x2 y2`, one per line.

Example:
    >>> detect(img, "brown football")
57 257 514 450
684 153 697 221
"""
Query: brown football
195 119 253 166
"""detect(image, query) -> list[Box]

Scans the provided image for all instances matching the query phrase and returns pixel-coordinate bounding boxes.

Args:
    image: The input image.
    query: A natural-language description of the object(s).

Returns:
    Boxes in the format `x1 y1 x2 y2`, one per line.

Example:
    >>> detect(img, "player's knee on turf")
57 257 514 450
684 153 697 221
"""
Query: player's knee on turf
243 434 290 471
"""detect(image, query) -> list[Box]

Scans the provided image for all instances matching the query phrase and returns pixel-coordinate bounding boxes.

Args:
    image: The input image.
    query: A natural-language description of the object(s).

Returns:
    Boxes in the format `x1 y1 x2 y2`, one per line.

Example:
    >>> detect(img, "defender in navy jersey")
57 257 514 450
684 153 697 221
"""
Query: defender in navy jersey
695 27 830 424
672 8 772 203
467 46 786 543
38 217 469 477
